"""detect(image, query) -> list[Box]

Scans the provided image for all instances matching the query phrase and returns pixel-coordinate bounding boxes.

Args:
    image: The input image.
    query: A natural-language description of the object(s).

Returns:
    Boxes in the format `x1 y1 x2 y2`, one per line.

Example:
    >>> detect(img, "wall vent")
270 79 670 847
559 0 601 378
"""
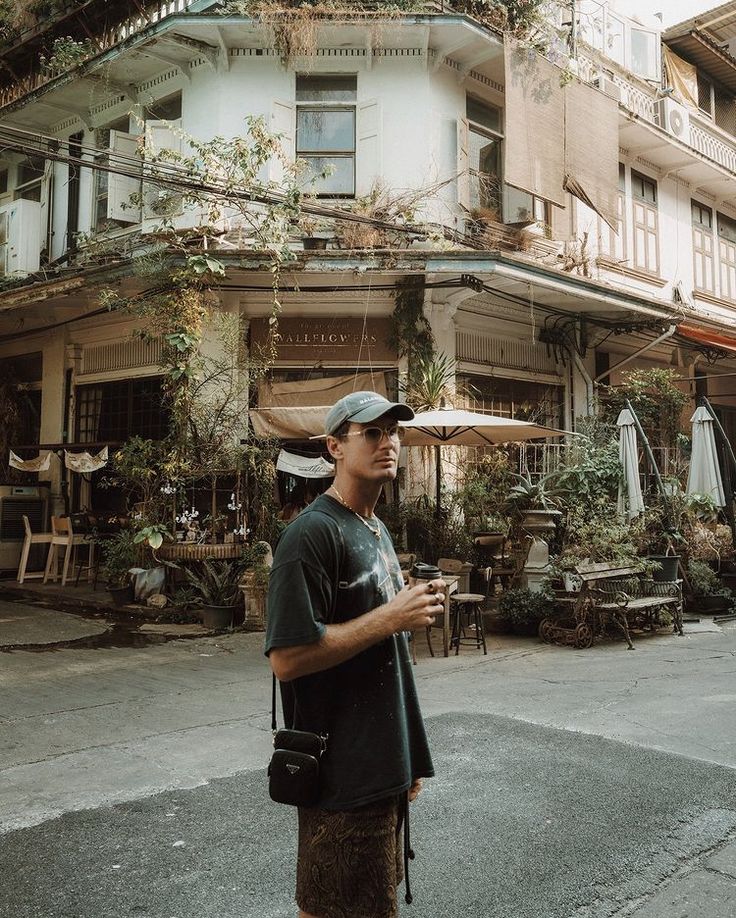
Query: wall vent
457 332 558 374
138 69 182 92
81 338 163 376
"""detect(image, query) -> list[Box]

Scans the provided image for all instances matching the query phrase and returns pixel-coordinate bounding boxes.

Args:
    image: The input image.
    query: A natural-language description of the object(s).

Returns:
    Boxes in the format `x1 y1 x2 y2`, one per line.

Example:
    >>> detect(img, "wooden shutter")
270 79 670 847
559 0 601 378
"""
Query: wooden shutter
269 100 295 186
456 117 470 210
107 131 142 223
356 99 381 196
143 120 183 218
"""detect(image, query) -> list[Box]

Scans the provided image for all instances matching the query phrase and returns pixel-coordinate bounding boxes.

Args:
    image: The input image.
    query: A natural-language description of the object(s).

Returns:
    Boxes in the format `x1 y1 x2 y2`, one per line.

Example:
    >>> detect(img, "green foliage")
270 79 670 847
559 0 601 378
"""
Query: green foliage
504 470 562 514
553 437 622 510
456 450 514 533
391 277 433 371
555 503 644 572
401 495 476 564
401 351 457 412
602 368 688 450
134 523 172 550
183 559 245 606
39 35 95 73
101 529 141 587
241 437 285 545
498 588 555 627
687 559 728 598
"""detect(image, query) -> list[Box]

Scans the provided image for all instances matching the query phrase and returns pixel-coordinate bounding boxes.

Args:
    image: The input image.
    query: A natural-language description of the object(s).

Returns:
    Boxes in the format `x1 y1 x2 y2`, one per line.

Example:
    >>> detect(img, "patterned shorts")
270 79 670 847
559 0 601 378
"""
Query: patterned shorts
296 796 404 918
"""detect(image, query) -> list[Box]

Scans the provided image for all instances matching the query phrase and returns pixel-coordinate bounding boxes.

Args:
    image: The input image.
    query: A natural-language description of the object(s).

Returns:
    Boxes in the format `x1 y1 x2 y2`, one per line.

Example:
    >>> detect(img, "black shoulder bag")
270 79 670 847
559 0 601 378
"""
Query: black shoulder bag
268 674 327 807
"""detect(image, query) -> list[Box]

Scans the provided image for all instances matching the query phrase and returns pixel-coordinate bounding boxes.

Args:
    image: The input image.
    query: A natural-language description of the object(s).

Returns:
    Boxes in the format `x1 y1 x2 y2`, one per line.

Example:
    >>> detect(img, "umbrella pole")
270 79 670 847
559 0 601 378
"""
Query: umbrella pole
624 400 671 524
701 397 736 545
434 444 442 517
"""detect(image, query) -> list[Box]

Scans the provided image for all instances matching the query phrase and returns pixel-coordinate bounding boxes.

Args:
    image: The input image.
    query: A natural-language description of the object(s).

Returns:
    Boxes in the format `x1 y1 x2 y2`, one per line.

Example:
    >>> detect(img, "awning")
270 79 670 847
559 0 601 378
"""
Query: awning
664 30 736 93
250 406 328 440
276 450 335 479
677 324 736 356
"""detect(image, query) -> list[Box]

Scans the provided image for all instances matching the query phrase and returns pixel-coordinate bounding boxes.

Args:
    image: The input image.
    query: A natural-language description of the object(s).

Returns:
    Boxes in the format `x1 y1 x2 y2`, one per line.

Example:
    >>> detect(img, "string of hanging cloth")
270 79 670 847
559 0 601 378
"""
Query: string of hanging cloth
8 446 109 472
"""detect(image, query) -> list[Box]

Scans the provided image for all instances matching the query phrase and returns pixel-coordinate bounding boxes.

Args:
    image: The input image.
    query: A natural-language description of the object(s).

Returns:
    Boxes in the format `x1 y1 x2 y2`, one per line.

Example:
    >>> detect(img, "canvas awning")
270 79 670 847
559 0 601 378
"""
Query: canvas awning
250 406 328 440
276 450 334 479
678 324 736 356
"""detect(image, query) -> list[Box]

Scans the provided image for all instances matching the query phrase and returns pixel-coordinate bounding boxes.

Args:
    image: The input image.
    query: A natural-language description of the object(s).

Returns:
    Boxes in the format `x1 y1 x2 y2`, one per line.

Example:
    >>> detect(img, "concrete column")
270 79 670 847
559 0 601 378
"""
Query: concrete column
40 334 68 514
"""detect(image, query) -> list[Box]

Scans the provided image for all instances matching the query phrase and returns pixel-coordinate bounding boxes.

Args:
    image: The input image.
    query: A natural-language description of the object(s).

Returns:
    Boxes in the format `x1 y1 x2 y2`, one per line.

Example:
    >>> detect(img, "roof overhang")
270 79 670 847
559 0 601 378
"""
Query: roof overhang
665 30 736 92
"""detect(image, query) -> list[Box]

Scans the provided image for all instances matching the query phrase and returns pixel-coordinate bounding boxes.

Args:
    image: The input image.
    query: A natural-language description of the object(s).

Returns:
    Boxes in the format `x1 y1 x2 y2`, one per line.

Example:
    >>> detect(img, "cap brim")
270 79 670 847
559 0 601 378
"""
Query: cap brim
349 402 415 425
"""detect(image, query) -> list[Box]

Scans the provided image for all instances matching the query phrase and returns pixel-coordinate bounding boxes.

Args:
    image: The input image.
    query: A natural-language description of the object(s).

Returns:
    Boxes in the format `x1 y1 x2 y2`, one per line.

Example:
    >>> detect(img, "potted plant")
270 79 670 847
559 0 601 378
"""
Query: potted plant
687 559 733 614
497 588 555 636
297 214 331 250
184 559 244 630
504 470 562 533
101 530 139 606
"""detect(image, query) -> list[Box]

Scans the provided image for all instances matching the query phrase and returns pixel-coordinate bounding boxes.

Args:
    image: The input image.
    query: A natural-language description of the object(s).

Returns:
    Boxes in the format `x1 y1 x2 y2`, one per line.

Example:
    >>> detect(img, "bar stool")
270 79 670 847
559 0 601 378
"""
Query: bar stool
17 515 52 583
43 516 88 586
449 567 492 655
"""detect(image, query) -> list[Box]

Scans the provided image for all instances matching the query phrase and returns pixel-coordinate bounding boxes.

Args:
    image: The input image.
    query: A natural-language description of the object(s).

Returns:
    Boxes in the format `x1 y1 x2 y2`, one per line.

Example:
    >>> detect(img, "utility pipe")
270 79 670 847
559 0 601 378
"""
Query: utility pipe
594 324 678 383
571 350 594 417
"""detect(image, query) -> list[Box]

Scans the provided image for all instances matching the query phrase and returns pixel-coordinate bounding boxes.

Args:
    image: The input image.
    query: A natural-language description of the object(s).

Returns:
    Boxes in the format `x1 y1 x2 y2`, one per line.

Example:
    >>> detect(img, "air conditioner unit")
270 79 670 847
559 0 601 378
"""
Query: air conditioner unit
593 75 623 103
0 486 49 571
657 98 690 141
0 199 41 276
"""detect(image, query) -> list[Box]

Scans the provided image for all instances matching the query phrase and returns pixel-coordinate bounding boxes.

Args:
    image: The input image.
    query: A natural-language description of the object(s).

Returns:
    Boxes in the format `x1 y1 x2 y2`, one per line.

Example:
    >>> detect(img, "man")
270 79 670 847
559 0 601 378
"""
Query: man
265 391 445 918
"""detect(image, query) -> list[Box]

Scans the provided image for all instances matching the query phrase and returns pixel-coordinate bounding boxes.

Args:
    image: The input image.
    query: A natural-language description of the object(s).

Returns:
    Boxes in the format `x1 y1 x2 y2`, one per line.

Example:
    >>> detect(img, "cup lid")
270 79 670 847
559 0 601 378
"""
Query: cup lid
410 562 442 579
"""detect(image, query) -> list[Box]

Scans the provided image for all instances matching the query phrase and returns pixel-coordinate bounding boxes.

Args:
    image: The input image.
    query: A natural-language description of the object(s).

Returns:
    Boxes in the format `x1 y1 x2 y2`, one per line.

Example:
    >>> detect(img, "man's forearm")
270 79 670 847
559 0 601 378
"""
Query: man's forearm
269 604 395 682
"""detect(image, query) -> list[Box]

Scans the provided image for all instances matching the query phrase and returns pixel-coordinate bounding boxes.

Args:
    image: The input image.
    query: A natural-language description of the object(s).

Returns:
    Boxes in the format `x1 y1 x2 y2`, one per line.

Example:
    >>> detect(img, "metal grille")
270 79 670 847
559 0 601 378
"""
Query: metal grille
82 338 163 375
0 498 45 541
457 331 559 374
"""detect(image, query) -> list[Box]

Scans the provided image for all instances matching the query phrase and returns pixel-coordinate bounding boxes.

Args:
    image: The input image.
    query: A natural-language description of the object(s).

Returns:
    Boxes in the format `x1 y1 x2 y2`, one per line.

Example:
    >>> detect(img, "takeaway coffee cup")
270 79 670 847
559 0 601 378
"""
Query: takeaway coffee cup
409 562 443 589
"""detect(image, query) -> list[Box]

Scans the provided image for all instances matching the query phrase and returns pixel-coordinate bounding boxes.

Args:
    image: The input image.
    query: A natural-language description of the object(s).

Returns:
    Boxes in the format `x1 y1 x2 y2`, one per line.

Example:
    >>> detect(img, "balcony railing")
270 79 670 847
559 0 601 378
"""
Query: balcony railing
579 50 736 179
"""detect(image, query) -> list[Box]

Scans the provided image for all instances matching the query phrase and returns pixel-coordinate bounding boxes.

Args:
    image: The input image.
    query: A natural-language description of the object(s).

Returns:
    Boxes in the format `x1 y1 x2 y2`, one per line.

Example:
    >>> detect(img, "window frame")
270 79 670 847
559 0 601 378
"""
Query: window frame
92 117 138 232
691 199 715 294
14 155 45 202
295 74 357 199
466 96 503 215
631 168 659 275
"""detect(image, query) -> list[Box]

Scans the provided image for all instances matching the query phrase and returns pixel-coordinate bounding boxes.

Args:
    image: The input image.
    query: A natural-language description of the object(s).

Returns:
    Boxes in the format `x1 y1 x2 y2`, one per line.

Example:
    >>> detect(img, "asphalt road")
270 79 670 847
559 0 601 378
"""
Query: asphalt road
2 613 736 917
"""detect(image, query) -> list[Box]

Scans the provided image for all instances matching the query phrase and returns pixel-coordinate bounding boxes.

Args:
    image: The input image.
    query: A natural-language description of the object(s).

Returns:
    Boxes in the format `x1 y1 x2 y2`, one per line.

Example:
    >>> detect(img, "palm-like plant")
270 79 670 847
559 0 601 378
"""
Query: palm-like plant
183 559 244 606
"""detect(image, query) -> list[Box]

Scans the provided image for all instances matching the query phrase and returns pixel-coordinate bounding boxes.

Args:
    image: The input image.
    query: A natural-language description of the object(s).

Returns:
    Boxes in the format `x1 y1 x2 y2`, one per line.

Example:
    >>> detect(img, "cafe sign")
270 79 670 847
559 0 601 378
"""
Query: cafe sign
251 317 396 362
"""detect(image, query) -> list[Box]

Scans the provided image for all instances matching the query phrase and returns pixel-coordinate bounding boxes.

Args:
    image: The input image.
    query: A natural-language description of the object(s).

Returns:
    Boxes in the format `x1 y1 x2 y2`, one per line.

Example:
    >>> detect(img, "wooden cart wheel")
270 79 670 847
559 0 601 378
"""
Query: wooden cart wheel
538 618 554 643
574 622 594 649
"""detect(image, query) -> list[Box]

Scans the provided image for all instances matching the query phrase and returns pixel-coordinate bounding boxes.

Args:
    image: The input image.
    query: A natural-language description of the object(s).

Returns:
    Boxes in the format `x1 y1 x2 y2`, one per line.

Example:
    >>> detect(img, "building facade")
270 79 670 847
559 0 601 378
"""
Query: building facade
1 0 736 528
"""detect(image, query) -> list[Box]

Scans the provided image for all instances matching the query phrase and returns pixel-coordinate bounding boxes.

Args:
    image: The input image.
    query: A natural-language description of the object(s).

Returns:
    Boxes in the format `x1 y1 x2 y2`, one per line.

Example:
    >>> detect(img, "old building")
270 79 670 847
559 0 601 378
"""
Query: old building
1 0 736 557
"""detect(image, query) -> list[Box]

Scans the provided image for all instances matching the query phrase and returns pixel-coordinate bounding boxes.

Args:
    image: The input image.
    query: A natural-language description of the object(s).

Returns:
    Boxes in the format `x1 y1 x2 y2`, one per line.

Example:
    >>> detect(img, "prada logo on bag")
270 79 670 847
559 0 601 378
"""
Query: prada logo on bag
286 764 300 775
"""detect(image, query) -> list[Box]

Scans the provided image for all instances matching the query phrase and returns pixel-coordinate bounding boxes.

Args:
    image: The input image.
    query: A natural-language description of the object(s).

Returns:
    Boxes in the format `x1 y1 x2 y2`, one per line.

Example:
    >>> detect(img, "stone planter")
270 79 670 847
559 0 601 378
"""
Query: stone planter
241 569 269 631
520 509 561 533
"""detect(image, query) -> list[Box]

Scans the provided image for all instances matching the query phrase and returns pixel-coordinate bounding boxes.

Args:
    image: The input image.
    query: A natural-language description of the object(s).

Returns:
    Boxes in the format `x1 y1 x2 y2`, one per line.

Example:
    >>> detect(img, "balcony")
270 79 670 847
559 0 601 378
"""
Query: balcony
579 51 736 194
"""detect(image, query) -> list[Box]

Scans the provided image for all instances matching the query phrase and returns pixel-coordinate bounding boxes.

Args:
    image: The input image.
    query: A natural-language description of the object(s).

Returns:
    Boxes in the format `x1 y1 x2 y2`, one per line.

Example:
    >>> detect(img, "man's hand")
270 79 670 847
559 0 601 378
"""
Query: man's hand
408 778 423 802
381 579 446 633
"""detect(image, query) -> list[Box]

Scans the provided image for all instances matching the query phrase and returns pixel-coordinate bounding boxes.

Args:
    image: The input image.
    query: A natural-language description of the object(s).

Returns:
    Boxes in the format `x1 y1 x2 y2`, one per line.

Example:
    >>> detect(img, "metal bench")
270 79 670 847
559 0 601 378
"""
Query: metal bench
540 562 684 650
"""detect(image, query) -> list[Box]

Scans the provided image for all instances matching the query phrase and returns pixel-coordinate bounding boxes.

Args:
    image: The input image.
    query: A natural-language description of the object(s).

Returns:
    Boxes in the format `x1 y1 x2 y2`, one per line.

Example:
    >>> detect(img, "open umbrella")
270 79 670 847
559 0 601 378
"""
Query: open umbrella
687 406 726 507
399 408 569 508
616 408 645 521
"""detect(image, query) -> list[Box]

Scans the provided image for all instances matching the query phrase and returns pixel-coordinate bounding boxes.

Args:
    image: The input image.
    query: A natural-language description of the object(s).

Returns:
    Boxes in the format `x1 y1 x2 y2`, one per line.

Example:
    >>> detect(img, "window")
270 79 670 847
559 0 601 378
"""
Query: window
296 74 357 197
76 377 168 444
692 200 715 293
631 169 658 274
630 28 658 81
599 163 626 261
718 212 736 301
93 116 140 231
466 96 502 213
14 156 45 202
698 72 714 118
0 169 8 195
144 92 182 122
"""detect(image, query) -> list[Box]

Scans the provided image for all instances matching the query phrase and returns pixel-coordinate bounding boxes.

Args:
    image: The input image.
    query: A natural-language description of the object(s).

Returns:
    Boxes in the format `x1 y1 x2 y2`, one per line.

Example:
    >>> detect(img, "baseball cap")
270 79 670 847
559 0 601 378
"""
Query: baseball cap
323 391 414 436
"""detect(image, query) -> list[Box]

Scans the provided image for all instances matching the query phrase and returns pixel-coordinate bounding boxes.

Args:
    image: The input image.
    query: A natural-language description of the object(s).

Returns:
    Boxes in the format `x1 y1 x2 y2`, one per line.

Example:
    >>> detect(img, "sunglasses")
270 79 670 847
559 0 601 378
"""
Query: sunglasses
343 425 406 445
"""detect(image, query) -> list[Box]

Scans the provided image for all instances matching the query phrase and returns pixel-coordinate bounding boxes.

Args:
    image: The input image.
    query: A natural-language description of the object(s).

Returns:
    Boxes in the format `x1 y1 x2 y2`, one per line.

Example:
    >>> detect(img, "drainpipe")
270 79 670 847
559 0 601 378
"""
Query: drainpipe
571 350 594 417
594 325 678 383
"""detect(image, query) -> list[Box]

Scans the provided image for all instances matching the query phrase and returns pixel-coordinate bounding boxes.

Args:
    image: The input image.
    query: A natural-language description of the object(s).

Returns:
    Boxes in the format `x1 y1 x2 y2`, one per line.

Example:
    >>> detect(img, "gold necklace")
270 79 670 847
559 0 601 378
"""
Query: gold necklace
329 486 381 541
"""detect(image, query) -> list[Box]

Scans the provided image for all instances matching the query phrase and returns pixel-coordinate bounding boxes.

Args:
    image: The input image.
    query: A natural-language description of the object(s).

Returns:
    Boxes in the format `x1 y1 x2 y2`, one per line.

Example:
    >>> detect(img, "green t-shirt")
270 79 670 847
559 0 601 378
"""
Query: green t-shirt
264 493 434 810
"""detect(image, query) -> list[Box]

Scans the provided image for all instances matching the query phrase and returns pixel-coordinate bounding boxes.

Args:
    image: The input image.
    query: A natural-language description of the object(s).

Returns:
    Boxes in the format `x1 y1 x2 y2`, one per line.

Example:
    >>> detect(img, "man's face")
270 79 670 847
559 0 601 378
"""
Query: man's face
327 413 402 484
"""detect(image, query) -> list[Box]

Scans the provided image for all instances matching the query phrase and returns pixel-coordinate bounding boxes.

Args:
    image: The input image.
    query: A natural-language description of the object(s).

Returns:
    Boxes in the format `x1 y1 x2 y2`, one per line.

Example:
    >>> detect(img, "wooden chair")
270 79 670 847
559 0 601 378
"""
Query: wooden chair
17 515 52 583
43 516 90 586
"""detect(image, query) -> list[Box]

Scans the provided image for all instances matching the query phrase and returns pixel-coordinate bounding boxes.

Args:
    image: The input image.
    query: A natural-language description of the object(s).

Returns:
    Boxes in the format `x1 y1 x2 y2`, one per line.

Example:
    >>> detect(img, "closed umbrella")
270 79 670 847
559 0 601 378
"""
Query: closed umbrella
687 406 726 507
616 408 645 521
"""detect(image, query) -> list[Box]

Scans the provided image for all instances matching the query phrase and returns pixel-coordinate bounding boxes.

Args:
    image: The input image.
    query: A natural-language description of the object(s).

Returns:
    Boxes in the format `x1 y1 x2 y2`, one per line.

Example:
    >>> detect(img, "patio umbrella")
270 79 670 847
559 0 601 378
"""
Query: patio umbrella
399 408 569 508
687 406 726 507
616 408 645 521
